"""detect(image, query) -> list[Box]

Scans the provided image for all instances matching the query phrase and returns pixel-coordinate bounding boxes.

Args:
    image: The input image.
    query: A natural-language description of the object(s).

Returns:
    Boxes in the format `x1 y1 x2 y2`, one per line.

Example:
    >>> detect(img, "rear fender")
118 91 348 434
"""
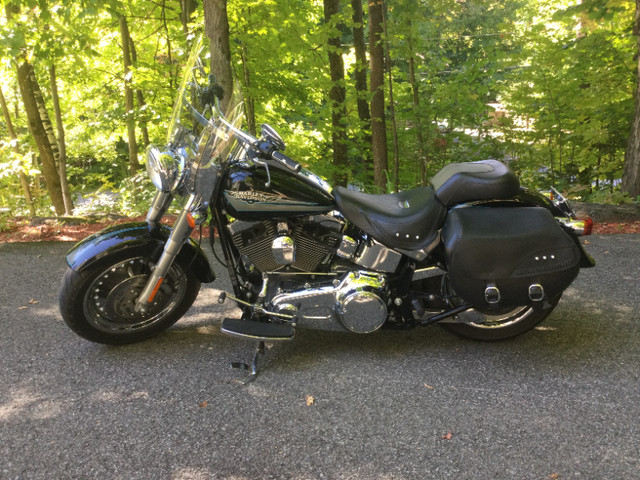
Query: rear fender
65 222 215 283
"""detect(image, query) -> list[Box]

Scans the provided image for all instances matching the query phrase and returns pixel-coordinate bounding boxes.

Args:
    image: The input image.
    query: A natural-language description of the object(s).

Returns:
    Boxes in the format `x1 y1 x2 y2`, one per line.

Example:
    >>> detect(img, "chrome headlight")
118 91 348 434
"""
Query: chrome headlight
145 145 185 192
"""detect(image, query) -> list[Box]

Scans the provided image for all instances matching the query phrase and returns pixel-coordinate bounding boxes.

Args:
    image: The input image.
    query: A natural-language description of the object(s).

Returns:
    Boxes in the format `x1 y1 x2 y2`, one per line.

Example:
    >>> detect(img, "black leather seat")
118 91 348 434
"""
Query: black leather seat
333 186 446 251
430 159 520 207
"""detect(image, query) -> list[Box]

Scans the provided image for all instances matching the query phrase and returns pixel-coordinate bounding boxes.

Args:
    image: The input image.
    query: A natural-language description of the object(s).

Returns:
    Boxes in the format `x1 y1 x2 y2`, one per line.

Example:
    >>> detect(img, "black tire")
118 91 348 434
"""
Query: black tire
440 296 561 341
59 253 200 345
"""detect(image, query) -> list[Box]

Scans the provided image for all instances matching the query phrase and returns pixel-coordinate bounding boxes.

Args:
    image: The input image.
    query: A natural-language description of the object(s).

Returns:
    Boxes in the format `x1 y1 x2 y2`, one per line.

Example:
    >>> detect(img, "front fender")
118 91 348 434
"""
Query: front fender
66 222 215 283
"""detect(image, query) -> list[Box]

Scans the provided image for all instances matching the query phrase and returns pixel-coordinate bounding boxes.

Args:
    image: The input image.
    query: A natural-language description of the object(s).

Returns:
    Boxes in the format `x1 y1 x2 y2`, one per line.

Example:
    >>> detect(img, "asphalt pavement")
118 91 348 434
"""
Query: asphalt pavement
0 234 639 480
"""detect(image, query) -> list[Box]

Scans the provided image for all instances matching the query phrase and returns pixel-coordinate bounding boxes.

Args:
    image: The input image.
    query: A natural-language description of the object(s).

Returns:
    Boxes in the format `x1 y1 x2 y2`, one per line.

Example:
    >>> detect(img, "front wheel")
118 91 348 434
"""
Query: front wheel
440 296 561 341
59 254 200 345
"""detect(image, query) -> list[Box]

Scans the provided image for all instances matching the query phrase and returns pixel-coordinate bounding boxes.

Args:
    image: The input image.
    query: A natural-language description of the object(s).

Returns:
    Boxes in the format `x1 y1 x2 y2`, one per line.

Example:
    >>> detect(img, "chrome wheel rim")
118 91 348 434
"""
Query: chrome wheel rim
83 257 187 334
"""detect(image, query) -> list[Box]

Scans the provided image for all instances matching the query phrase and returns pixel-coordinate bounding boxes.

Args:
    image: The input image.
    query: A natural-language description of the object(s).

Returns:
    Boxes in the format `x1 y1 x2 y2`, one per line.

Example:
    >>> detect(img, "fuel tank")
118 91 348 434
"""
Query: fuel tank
221 162 336 220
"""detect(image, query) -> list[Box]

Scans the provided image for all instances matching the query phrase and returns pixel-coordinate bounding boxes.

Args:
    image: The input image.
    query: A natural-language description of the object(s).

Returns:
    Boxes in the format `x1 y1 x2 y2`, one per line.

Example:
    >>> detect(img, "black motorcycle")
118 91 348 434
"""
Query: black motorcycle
59 38 595 381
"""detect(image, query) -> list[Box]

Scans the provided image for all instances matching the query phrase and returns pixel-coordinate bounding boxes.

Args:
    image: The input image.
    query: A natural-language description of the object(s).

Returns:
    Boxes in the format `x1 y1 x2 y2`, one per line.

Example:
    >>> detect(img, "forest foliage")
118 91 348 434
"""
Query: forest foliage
0 0 638 218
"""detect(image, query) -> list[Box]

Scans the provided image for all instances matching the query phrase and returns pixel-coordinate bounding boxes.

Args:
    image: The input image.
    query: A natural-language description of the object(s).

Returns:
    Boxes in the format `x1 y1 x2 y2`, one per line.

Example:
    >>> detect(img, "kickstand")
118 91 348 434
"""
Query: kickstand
231 341 265 384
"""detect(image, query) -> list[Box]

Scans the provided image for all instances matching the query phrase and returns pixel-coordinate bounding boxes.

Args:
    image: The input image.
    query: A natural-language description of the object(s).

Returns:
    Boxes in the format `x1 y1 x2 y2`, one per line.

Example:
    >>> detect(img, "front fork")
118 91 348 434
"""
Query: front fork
134 191 203 312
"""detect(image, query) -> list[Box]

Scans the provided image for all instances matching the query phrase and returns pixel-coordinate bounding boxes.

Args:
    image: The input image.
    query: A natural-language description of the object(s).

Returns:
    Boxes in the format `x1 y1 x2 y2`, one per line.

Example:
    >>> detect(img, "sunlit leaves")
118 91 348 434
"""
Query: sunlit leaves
1 0 636 214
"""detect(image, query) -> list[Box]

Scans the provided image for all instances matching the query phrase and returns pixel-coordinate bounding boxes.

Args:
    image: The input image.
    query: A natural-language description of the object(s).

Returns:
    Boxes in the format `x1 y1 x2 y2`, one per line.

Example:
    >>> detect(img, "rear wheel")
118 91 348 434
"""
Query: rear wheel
440 297 560 341
59 254 200 344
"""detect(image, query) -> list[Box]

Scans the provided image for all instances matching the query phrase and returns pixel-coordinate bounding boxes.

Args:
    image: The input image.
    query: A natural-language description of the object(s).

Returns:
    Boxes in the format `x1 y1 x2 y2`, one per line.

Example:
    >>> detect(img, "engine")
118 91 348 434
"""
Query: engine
227 214 344 273
225 214 398 333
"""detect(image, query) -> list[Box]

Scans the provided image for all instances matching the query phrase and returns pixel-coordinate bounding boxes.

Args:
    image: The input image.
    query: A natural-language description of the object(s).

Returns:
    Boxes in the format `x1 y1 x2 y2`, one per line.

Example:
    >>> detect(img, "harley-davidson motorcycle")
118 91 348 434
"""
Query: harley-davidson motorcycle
59 38 595 381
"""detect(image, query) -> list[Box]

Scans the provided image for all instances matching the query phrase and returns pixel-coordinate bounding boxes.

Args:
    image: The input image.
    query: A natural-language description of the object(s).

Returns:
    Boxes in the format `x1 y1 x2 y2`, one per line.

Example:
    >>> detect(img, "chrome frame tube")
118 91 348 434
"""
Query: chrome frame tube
135 194 197 311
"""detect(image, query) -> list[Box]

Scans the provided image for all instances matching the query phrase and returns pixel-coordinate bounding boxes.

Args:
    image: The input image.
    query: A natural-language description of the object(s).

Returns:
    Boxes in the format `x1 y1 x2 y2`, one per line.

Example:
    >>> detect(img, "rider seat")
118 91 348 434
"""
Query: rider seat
430 159 520 207
333 185 446 251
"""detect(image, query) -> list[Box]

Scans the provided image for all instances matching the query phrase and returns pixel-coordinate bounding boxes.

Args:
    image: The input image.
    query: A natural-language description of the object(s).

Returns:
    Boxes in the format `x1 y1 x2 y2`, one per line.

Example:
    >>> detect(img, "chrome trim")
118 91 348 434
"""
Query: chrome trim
528 283 545 302
484 283 501 304
334 272 387 333
270 271 388 332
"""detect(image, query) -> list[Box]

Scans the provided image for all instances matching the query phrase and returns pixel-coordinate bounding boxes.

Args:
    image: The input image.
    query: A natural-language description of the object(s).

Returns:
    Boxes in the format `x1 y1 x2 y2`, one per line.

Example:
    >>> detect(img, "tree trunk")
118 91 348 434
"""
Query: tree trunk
129 37 150 148
351 0 372 184
324 0 349 187
119 15 139 173
180 0 196 33
48 63 73 214
161 0 175 89
0 85 35 216
16 59 65 215
407 21 429 186
29 64 60 170
203 0 234 114
239 7 256 136
382 3 399 192
622 0 640 198
240 39 257 136
368 0 388 191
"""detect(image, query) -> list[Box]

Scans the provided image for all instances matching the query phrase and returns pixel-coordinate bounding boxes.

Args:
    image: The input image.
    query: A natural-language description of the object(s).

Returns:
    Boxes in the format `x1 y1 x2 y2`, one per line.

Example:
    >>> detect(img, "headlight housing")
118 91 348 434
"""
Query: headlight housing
145 144 185 192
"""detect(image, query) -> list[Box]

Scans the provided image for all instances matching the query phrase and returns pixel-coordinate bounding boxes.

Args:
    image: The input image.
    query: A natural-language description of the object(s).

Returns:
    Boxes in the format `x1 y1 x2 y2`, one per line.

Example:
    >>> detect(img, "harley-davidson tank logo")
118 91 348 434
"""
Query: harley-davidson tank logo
224 190 319 205
228 190 289 204
223 190 331 213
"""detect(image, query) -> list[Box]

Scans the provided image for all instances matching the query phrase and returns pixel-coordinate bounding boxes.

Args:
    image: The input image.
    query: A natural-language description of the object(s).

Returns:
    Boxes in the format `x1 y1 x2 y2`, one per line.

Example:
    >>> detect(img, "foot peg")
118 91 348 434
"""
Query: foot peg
221 317 295 342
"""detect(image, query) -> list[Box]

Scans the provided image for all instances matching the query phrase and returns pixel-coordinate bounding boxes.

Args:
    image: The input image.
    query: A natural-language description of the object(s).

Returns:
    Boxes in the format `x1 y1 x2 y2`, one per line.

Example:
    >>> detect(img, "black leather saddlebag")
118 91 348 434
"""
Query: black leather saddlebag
441 206 581 308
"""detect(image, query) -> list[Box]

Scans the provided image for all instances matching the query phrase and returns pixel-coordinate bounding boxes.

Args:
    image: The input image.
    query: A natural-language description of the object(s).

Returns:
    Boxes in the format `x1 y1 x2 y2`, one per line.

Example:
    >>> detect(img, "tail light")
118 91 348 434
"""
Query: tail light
556 216 593 236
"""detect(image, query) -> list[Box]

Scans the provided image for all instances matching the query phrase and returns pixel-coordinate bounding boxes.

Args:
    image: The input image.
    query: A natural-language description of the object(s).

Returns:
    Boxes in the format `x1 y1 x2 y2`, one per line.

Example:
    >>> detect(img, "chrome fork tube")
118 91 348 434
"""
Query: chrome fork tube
146 191 173 225
135 194 197 311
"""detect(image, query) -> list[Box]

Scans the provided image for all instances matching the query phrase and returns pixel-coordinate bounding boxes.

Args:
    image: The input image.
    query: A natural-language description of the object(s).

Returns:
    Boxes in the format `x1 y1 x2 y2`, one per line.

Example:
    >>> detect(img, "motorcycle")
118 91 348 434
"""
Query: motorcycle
59 37 595 382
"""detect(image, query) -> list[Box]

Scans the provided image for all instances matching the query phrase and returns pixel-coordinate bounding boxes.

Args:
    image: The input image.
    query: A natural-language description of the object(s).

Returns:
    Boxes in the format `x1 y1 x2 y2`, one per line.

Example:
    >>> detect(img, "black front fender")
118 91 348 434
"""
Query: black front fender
66 222 215 283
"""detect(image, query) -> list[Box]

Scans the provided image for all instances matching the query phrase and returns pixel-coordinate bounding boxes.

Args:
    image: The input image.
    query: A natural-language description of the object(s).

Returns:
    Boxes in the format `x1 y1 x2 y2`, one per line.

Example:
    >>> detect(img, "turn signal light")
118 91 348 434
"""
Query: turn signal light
580 217 593 236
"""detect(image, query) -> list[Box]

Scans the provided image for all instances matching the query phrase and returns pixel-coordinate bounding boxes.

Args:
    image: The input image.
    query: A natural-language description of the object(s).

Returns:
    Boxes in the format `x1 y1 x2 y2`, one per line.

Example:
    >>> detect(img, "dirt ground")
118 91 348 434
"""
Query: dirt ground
0 215 213 243
1 214 638 243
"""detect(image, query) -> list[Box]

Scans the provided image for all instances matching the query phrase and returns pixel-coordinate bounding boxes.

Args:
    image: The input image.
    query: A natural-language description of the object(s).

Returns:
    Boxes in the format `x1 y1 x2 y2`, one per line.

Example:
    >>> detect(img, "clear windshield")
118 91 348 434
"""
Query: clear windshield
167 36 249 197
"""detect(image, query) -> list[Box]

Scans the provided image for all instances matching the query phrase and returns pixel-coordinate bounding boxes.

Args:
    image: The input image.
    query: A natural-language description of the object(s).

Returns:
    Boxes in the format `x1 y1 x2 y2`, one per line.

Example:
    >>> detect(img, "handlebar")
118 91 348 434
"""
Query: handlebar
208 102 301 173
271 150 302 173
